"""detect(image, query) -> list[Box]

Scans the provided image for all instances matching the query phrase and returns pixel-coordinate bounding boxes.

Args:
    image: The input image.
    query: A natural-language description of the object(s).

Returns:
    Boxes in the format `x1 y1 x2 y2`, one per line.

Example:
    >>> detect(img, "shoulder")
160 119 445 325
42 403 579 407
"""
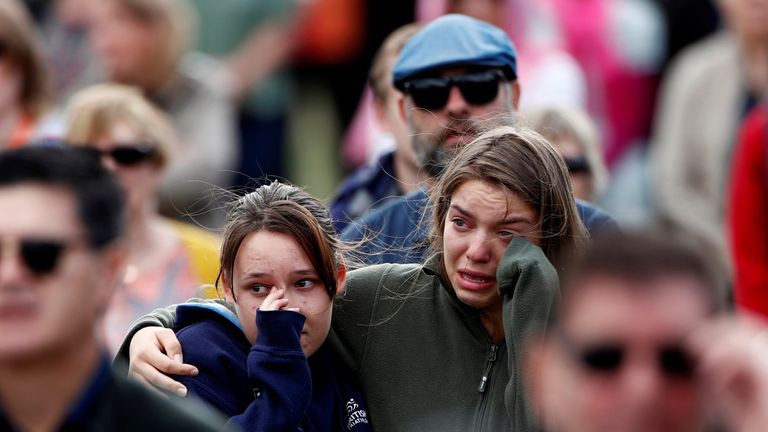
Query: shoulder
575 200 619 235
664 32 739 87
176 305 248 362
344 263 432 299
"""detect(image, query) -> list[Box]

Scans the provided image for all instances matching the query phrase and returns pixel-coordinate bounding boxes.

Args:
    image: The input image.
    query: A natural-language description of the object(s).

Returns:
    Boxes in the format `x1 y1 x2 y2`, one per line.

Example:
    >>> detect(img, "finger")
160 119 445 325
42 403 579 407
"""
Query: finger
128 371 169 398
286 307 301 313
131 360 190 397
156 329 184 362
261 287 285 310
140 347 198 377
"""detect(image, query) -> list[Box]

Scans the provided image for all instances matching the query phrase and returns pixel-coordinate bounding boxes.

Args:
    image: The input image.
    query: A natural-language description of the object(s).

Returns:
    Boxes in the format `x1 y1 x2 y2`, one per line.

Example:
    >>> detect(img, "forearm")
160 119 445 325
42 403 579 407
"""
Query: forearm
228 310 311 430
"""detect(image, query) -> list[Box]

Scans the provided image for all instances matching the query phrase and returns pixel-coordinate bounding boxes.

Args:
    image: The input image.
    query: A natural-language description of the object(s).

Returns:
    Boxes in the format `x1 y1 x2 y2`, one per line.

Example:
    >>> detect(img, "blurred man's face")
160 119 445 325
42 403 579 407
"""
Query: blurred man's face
400 67 519 177
530 275 710 432
89 0 159 85
0 185 118 363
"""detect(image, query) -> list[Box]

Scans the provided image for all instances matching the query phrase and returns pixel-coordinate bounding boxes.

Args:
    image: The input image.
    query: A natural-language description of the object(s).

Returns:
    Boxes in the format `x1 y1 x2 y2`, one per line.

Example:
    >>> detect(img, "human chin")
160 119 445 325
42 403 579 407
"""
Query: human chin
451 274 499 311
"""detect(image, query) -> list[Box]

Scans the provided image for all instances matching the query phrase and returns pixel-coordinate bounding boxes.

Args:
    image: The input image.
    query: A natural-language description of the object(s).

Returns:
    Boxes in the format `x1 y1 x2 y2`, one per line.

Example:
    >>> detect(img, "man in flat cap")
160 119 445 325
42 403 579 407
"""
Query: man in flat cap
341 14 616 265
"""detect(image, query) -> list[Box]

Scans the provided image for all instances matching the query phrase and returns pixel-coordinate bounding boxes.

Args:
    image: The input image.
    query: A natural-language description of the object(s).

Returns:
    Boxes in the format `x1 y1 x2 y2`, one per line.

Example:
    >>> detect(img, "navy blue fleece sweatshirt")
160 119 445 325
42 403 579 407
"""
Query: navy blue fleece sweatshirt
171 303 371 432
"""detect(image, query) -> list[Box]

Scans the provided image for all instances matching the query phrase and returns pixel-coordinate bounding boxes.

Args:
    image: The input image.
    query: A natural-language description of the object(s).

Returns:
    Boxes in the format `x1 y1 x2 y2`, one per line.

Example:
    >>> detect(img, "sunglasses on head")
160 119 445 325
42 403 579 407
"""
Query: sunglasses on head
84 143 157 167
2 238 77 277
403 70 505 111
557 332 696 379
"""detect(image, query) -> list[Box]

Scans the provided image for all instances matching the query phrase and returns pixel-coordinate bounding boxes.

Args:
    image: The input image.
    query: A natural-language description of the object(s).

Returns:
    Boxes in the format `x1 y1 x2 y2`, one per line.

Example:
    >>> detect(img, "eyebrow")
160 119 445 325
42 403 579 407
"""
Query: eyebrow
450 203 532 225
243 268 318 279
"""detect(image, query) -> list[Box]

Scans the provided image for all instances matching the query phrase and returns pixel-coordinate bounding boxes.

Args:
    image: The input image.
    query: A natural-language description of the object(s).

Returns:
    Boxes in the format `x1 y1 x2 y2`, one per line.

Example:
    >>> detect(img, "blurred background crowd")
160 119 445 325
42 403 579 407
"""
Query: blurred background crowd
3 0 768 331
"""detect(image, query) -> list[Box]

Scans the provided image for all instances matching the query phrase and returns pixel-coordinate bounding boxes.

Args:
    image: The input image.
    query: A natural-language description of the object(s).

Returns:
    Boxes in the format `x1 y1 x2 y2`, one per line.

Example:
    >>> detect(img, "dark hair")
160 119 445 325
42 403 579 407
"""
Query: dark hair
553 229 727 326
217 181 343 299
0 146 125 249
430 126 588 272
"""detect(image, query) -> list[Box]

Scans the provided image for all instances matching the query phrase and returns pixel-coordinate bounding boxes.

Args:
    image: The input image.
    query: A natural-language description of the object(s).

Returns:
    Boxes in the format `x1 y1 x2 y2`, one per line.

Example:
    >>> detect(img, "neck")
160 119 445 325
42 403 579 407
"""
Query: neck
479 304 505 344
392 150 430 194
739 38 768 94
0 338 102 432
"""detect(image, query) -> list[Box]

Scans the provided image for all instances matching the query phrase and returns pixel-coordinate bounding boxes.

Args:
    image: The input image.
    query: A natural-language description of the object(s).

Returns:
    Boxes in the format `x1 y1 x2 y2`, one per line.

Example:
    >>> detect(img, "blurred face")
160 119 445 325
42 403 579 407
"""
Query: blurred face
442 179 539 314
449 0 506 29
89 0 159 84
401 68 520 177
532 276 710 432
0 57 21 114
375 56 418 173
88 121 162 212
554 136 593 201
224 230 337 357
719 0 768 41
0 185 120 363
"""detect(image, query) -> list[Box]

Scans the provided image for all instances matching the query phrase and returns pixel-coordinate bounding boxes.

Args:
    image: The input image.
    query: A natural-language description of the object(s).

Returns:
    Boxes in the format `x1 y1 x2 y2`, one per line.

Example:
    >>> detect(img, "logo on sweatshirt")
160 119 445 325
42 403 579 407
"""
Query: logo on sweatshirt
346 398 368 430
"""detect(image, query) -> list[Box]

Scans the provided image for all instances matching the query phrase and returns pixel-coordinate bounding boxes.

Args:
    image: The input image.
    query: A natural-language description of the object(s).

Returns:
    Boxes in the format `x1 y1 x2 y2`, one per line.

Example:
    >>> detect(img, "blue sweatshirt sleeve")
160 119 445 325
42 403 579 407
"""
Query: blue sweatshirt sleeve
226 310 311 431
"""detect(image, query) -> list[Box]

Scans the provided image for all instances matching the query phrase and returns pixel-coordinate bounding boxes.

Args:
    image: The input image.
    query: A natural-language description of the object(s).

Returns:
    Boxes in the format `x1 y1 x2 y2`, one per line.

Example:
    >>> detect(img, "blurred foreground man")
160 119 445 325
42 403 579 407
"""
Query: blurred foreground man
0 147 224 431
526 231 768 432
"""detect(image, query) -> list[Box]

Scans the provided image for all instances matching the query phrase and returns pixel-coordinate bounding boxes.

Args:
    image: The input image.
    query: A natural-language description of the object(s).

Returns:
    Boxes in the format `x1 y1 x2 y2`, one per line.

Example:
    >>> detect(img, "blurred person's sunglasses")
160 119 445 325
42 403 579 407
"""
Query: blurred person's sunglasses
1 237 83 276
403 70 505 110
563 156 591 175
556 331 696 379
83 143 157 167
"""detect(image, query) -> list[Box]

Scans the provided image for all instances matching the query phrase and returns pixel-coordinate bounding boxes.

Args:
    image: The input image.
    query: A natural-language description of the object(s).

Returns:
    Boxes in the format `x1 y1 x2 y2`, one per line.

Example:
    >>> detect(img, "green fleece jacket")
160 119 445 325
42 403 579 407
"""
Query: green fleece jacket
117 237 559 431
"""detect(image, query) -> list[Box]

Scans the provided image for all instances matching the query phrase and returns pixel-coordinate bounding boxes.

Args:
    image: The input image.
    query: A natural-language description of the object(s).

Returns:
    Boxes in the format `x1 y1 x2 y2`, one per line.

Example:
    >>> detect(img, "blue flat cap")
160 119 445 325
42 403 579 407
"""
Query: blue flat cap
392 14 517 91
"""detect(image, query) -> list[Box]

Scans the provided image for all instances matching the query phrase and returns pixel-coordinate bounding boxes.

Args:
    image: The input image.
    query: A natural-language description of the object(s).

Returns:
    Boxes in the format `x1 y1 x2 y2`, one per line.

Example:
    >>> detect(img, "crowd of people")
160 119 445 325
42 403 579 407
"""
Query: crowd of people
1 0 768 431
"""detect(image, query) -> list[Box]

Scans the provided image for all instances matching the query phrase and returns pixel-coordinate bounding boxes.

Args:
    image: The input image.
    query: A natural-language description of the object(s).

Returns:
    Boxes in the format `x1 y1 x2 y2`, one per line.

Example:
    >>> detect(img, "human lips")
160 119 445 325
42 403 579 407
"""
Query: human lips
0 300 37 321
456 269 496 291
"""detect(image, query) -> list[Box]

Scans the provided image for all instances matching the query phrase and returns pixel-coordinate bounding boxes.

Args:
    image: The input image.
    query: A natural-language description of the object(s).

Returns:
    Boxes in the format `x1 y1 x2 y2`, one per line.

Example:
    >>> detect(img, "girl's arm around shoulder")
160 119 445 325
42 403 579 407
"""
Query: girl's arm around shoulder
115 298 229 361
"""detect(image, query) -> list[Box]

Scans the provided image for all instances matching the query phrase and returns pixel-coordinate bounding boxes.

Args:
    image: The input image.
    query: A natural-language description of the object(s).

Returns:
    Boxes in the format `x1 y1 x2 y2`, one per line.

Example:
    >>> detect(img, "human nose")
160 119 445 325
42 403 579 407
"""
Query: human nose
0 243 26 288
444 85 470 116
621 355 664 409
466 232 492 263
100 154 118 172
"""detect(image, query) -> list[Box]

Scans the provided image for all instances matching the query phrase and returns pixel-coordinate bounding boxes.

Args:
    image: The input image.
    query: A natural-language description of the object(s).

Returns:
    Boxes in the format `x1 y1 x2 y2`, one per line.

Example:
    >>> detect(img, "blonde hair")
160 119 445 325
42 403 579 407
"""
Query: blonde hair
65 83 176 167
0 0 49 117
524 107 608 200
369 23 422 102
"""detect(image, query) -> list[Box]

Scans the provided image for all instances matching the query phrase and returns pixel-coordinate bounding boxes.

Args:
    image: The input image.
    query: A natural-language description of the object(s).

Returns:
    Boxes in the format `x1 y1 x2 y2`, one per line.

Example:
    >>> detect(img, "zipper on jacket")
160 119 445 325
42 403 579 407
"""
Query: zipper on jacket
477 344 499 393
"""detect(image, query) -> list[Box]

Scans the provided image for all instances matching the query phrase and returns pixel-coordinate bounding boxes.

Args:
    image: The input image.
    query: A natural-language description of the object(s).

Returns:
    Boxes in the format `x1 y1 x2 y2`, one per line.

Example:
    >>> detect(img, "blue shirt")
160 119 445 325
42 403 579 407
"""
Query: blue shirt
330 151 404 233
340 188 619 265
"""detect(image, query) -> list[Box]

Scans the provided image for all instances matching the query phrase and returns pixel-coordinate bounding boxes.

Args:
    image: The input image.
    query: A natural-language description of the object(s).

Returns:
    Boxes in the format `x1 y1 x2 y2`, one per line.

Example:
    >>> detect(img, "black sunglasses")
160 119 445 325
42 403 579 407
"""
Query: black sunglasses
564 156 591 175
403 70 505 111
557 332 696 379
4 238 74 276
84 143 157 167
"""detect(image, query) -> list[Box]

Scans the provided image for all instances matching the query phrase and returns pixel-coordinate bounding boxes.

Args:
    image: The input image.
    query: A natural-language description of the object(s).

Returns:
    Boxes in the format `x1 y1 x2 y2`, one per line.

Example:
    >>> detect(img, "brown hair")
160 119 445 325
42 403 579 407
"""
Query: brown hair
0 0 49 117
551 228 728 327
217 181 343 300
430 126 588 272
64 83 175 167
369 23 422 102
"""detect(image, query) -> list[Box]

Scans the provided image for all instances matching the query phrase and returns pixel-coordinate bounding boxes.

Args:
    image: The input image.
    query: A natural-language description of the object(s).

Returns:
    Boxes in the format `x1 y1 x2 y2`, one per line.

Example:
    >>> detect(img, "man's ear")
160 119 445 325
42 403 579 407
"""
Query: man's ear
511 81 521 111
